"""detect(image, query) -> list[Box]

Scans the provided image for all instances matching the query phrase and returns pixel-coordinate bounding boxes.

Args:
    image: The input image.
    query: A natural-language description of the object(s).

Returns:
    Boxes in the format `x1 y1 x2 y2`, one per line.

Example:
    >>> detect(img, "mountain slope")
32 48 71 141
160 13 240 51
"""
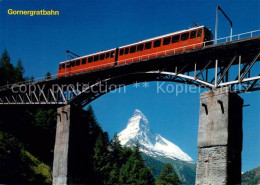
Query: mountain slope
242 166 260 185
142 153 196 185
118 109 196 184
118 109 193 162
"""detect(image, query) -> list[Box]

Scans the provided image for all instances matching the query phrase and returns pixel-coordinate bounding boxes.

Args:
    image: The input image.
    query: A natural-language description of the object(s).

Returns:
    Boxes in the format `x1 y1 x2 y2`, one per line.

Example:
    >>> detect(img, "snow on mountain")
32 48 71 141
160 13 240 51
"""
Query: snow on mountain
118 109 193 163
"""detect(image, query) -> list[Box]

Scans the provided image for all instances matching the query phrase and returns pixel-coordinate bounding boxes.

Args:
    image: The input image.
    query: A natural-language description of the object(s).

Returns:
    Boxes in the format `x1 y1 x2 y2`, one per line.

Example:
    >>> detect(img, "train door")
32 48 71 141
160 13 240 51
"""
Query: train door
115 48 119 65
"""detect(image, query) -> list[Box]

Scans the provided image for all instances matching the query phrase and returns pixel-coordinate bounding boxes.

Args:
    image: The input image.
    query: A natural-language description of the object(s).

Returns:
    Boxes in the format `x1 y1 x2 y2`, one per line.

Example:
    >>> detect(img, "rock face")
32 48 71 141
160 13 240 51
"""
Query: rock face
118 109 193 163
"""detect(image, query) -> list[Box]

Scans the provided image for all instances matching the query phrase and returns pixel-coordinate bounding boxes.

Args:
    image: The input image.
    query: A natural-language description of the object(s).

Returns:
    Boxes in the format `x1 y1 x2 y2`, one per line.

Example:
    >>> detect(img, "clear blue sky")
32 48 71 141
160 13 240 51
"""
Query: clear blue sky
0 0 259 172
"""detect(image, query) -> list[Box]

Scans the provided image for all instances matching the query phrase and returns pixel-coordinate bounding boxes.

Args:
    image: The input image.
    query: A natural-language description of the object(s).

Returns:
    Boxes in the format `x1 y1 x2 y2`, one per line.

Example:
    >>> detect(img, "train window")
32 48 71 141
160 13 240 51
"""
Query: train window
153 39 161 48
59 64 62 69
110 51 115 58
163 37 171 45
100 54 105 60
66 63 71 68
181 32 189 41
71 61 75 67
190 31 196 39
88 57 93 63
137 44 144 51
119 49 124 55
76 60 80 66
197 29 202 37
125 48 129 54
62 64 65 68
94 55 99 61
105 53 110 59
82 58 87 64
145 42 152 49
130 46 136 53
172 35 180 43
204 28 212 42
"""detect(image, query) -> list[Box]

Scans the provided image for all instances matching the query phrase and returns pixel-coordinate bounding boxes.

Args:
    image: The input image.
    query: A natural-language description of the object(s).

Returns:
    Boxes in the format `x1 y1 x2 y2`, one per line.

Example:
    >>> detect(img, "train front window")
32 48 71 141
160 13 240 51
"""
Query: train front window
145 42 152 49
62 64 65 68
204 28 213 41
181 32 189 41
172 35 180 43
163 37 171 45
153 39 161 48
120 49 124 55
88 57 93 63
197 29 202 37
125 48 129 54
137 44 144 51
130 46 136 53
190 31 196 39
59 64 62 70
82 58 87 64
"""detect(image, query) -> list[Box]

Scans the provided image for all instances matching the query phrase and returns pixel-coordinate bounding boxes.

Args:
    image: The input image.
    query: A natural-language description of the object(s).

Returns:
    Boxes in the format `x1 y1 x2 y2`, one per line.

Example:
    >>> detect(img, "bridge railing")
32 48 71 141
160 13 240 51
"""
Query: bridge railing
0 29 259 91
213 29 260 43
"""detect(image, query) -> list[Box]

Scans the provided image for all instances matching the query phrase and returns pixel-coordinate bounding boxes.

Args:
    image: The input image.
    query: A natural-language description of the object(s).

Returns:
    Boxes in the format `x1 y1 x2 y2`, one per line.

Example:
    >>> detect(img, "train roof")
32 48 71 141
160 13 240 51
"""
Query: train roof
60 48 116 64
59 26 205 64
119 26 205 48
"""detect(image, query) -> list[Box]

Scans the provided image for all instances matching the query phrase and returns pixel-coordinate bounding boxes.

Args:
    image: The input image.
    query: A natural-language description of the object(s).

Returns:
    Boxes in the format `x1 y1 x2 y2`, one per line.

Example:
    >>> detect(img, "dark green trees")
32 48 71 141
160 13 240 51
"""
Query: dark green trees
119 144 155 185
156 163 180 185
15 58 24 82
85 108 155 185
45 72 51 79
0 49 24 85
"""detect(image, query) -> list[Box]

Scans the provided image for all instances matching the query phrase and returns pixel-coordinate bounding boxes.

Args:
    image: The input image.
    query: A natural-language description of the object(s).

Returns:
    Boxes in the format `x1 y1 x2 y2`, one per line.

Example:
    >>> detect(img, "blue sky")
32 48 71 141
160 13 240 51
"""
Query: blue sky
0 0 259 172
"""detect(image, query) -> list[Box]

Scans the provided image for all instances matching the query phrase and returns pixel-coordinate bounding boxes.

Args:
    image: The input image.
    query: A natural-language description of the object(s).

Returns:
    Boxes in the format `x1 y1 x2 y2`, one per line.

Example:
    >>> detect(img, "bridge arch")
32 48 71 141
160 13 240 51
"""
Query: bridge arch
70 71 212 108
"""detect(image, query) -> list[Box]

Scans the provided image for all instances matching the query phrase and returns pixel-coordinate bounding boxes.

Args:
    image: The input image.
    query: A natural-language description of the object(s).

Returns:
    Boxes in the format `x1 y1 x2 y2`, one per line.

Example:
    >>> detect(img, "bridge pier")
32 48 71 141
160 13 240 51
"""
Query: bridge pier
196 87 243 185
53 104 90 185
53 105 71 185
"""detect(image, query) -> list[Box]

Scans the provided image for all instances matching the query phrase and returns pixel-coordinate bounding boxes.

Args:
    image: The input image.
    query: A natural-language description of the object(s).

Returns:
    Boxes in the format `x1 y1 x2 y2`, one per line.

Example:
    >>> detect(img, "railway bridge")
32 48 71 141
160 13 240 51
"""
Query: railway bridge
0 31 260 185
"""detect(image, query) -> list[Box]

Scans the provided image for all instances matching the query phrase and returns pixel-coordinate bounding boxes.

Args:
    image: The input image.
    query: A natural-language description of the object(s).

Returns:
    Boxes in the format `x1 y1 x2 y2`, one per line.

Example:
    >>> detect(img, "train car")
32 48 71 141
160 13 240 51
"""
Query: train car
58 26 212 77
58 48 116 77
117 26 212 64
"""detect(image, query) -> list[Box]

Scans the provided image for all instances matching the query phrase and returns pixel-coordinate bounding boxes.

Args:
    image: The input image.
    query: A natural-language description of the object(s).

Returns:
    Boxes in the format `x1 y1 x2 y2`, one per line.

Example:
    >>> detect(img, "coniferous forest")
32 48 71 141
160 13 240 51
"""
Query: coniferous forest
0 49 181 184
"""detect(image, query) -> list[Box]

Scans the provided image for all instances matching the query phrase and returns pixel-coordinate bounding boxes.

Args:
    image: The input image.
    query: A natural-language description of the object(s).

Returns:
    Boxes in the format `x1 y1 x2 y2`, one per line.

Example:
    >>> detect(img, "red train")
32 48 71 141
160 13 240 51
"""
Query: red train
58 26 213 77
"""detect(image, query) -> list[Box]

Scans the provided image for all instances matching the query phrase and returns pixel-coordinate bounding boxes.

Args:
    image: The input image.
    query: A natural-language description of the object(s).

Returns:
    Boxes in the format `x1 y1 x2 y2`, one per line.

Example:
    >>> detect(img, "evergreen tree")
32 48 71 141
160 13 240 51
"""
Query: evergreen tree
14 58 24 82
93 134 111 184
30 76 34 82
45 72 51 79
119 143 155 185
0 49 15 85
156 163 180 185
105 134 123 185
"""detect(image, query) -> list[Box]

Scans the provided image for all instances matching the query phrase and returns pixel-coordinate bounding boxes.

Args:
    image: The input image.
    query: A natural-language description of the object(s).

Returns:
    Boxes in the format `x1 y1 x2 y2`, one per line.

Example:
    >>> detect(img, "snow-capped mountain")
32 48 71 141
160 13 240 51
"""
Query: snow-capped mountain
118 109 193 163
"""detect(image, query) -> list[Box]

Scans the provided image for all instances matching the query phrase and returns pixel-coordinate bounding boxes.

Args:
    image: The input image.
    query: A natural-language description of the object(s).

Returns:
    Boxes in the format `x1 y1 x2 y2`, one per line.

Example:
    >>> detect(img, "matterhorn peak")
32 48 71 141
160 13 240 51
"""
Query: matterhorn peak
126 109 150 130
118 109 193 163
133 109 144 116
